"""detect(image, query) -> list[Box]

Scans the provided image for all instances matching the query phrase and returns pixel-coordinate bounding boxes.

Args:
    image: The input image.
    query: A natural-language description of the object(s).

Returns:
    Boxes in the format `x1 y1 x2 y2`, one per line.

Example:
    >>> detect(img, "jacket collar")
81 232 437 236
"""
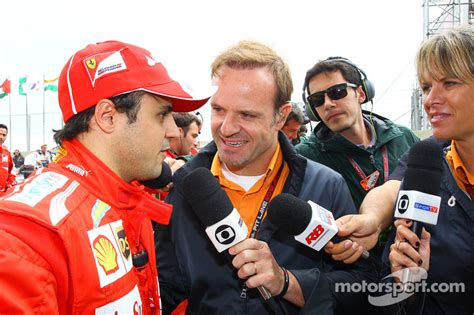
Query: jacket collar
49 139 172 225
174 132 306 197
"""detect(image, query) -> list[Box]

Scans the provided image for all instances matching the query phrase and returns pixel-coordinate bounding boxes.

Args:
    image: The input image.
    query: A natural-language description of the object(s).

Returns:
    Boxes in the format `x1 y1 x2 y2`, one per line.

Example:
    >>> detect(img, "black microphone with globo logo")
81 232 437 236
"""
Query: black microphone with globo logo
181 167 278 309
267 193 370 259
140 161 172 189
394 139 443 284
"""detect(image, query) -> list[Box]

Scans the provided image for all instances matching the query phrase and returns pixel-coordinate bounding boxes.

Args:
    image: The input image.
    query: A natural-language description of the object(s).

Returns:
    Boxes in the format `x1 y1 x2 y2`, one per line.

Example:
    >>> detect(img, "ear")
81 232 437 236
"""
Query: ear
276 102 292 127
93 99 118 134
356 86 366 104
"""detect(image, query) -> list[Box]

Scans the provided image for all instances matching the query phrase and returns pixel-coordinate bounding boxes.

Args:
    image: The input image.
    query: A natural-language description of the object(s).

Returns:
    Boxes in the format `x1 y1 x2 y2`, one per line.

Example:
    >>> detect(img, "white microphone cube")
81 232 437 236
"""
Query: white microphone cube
294 201 338 251
205 208 248 252
394 190 441 225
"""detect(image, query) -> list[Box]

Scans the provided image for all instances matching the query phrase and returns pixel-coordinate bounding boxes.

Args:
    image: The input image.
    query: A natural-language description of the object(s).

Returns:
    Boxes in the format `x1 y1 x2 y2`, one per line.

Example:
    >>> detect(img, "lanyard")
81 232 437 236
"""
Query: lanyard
464 183 474 200
249 162 284 239
348 145 388 187
240 162 284 300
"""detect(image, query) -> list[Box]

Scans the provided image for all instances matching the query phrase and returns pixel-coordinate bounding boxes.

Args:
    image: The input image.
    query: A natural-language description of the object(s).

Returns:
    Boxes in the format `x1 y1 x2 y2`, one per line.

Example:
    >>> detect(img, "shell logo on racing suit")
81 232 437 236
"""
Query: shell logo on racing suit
93 235 119 275
88 220 133 287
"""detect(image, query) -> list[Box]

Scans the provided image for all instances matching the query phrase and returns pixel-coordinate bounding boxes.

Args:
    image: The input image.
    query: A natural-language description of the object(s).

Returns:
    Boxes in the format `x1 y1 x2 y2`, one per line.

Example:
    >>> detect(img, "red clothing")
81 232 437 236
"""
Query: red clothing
0 145 15 192
0 139 172 314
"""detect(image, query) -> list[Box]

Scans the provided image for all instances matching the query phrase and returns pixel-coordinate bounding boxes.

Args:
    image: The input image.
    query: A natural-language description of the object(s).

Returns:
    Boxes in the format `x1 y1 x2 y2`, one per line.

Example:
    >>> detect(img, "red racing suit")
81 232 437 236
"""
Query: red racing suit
0 145 16 193
0 139 172 314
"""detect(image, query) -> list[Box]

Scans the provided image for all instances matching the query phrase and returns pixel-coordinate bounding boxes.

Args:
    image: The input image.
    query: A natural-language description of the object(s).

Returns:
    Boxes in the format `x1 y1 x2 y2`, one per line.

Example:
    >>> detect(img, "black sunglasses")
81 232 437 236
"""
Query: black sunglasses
307 82 358 109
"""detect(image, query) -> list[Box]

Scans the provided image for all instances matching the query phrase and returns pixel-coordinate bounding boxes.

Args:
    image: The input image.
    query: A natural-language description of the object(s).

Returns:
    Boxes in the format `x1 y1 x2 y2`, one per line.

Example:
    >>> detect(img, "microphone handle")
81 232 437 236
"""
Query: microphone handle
257 286 273 300
411 220 423 239
257 286 287 315
402 220 424 287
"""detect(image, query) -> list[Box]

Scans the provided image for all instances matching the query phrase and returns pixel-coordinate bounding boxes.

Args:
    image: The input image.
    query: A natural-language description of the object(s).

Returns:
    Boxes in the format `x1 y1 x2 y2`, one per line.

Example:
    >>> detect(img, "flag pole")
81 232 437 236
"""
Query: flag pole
42 75 46 144
26 93 30 152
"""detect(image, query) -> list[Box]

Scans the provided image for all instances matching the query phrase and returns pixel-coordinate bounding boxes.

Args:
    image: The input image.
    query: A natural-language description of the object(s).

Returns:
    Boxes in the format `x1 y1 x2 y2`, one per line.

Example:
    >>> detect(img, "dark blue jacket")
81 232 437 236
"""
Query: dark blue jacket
383 137 474 314
155 133 378 314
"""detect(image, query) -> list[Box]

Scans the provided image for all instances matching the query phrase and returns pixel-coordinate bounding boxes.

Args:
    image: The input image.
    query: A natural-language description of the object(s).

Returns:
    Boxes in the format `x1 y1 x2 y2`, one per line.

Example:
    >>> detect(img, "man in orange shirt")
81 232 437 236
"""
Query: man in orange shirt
156 40 375 314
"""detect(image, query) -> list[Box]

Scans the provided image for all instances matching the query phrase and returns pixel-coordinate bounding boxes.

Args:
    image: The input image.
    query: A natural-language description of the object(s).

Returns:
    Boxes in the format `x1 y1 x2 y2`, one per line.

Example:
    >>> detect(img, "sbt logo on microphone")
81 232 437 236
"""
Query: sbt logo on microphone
395 190 441 225
205 208 248 253
295 201 338 251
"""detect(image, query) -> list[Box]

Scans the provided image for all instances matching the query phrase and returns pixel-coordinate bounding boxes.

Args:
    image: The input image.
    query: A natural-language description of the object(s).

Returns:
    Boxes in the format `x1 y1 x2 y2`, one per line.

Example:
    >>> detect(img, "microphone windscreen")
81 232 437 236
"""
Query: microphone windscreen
267 193 312 235
140 161 172 189
182 167 234 226
403 140 444 195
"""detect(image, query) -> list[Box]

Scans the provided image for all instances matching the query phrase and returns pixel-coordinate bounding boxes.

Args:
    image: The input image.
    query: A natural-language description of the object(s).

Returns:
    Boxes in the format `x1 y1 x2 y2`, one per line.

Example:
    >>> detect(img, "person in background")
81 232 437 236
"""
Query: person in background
12 149 25 170
296 57 418 266
0 124 16 193
281 102 305 144
33 144 53 168
0 40 209 314
318 25 473 314
155 112 204 201
166 112 202 173
296 123 309 145
156 40 376 314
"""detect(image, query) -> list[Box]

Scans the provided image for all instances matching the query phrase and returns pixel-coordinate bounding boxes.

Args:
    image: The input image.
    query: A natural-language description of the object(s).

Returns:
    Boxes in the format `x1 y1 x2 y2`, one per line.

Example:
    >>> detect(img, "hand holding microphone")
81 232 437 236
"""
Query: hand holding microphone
389 219 431 275
181 167 285 308
391 139 443 284
228 238 289 299
267 193 370 259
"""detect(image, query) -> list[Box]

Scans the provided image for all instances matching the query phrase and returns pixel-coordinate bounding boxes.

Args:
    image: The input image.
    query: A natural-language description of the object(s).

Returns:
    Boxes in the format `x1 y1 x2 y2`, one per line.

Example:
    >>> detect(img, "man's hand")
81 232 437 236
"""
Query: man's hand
229 239 285 296
324 213 381 264
229 239 304 307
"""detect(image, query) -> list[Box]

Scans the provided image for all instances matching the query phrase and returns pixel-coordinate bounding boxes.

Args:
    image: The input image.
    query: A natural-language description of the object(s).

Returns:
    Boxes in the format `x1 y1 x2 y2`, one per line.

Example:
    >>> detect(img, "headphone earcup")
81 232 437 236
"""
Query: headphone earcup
361 79 375 103
305 100 321 122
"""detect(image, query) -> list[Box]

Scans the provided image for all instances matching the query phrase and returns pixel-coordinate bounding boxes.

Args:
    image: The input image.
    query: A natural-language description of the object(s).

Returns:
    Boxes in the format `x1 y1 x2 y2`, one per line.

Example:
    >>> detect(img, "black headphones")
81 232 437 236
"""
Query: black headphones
302 57 375 122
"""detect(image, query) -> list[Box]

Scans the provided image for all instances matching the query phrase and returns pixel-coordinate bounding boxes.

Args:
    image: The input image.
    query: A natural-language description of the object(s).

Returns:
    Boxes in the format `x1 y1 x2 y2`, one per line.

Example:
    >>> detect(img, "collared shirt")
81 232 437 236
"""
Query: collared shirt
210 143 290 237
356 117 377 150
446 140 474 198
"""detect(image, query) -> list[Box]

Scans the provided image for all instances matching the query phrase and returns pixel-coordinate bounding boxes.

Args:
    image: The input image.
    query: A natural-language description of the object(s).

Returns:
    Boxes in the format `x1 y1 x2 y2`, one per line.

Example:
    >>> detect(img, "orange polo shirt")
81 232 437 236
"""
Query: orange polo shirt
446 140 474 195
210 143 290 237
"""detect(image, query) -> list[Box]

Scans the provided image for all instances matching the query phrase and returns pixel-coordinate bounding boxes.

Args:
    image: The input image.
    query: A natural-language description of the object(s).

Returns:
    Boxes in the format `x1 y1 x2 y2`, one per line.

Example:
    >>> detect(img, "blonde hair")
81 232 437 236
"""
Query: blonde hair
211 40 293 110
417 25 474 84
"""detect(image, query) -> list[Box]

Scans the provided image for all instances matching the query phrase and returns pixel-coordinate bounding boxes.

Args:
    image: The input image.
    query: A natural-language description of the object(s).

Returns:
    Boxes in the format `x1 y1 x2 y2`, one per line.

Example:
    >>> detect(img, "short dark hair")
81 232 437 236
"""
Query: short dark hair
172 112 202 136
285 103 305 125
54 91 147 145
0 123 8 131
303 57 362 95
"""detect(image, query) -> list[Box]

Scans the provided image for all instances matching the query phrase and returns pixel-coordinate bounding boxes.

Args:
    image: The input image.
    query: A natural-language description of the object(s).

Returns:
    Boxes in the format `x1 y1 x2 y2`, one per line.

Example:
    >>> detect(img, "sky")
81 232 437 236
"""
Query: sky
0 0 424 152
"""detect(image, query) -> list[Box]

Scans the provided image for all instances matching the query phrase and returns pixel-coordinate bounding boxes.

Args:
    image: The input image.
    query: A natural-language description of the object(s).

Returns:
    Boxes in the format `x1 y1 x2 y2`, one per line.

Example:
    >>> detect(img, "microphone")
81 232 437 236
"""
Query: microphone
181 167 275 304
394 139 443 284
267 193 370 259
140 161 172 189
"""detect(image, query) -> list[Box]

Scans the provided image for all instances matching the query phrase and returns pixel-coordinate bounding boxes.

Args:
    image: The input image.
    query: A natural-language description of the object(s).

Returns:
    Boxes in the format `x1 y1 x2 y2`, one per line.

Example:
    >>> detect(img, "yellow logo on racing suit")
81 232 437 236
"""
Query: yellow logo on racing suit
93 235 119 275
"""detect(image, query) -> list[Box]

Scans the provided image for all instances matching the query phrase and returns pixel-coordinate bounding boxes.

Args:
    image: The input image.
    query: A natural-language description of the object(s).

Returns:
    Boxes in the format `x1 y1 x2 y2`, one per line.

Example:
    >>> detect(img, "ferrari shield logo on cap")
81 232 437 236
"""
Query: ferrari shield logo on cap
83 50 128 87
85 57 97 69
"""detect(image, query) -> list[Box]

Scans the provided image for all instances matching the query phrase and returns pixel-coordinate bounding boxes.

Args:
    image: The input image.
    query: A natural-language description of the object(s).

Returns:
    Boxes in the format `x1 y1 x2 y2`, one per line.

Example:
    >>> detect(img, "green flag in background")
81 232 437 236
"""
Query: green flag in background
44 77 58 92
19 77 27 96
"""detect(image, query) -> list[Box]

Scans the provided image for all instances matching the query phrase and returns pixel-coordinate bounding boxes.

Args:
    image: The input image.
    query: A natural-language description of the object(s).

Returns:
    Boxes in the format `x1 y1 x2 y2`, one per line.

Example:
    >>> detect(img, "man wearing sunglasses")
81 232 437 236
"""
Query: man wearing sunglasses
296 57 418 265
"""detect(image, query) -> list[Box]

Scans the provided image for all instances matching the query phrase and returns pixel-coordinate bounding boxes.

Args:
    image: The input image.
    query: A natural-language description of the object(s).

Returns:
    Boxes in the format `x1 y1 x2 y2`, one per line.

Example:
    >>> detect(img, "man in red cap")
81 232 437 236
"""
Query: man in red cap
0 41 209 314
